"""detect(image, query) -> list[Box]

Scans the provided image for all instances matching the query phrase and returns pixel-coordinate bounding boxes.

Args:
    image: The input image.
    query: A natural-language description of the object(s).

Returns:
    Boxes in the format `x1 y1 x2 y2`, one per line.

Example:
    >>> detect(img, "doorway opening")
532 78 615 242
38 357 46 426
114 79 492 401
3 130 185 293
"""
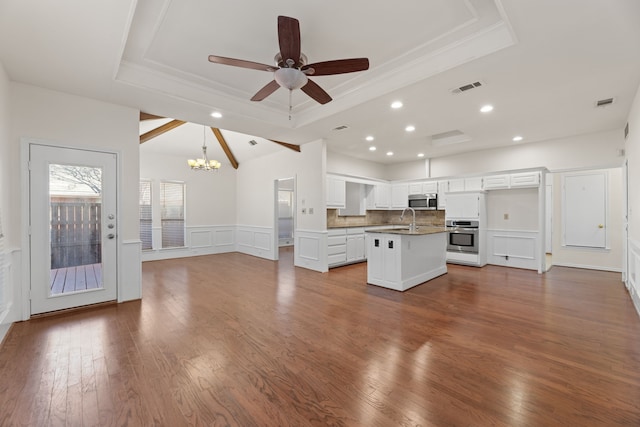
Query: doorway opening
274 177 295 263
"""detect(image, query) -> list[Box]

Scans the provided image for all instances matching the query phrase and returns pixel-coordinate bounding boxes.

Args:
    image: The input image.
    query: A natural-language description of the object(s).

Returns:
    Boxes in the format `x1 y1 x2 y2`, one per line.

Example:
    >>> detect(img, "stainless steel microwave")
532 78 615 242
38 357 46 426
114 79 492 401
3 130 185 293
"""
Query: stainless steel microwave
408 193 438 210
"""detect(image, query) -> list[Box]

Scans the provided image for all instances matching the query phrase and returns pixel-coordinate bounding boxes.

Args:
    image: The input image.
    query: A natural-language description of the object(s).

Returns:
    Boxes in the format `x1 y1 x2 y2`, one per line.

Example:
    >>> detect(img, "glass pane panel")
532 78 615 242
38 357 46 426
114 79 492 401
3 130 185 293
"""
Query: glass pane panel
49 164 103 296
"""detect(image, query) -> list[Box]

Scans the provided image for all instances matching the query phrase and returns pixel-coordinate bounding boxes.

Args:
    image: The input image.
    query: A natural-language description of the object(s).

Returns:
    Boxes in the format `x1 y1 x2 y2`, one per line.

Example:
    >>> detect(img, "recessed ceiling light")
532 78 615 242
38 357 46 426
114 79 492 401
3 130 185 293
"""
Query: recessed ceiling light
417 153 425 158
366 136 374 141
211 111 222 118
369 146 376 151
386 151 394 156
405 125 415 132
512 135 523 142
391 101 403 109
480 105 494 113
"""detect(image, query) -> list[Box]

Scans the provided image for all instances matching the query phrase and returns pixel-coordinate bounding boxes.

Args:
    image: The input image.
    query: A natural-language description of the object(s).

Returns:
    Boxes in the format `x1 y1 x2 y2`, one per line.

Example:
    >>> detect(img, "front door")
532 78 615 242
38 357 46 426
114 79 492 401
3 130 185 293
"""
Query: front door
29 144 117 315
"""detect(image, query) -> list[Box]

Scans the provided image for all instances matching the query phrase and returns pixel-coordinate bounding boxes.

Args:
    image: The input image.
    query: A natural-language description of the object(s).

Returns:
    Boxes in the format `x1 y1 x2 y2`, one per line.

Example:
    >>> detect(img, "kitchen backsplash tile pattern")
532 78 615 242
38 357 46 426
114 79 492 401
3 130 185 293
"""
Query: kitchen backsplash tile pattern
327 209 445 228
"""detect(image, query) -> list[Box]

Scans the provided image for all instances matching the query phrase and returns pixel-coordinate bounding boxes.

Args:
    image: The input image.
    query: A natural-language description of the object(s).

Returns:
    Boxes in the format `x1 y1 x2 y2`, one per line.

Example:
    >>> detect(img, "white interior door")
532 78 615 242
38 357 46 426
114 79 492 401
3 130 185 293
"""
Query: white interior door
29 144 117 315
562 172 607 248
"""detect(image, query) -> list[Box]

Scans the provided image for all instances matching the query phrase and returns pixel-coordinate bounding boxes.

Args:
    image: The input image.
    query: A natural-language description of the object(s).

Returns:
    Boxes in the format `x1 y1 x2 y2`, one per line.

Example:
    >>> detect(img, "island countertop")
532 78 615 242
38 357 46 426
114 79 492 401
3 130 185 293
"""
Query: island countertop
366 226 450 236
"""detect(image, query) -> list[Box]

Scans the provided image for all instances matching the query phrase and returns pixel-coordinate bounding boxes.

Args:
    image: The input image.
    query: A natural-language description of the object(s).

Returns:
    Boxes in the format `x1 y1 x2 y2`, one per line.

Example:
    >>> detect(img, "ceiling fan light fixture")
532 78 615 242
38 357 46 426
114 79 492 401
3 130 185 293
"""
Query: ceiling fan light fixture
274 68 308 90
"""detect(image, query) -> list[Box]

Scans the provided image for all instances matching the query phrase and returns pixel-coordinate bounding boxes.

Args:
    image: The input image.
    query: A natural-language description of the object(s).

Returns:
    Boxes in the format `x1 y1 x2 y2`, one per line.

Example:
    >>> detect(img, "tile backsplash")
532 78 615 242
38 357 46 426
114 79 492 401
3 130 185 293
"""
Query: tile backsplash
327 209 445 228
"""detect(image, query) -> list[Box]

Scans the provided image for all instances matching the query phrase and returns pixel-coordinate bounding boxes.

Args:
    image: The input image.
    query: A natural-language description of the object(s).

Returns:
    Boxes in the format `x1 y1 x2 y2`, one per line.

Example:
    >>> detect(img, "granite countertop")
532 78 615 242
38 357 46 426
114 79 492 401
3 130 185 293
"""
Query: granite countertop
366 226 450 235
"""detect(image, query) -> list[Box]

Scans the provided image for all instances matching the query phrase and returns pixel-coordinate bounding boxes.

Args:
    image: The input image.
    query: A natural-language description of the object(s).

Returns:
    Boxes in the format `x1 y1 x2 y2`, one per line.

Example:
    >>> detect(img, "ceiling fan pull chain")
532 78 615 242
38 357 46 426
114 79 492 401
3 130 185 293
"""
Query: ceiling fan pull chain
289 89 292 121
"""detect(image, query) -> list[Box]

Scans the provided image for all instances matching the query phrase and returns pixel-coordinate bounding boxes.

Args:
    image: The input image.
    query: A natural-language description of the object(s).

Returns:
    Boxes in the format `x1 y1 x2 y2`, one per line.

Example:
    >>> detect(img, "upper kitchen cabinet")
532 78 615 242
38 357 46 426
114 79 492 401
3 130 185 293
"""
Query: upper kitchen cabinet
373 183 391 209
326 176 346 208
437 180 448 210
391 184 409 209
483 174 510 190
510 171 540 188
448 177 483 192
482 171 540 190
408 181 438 195
445 192 486 219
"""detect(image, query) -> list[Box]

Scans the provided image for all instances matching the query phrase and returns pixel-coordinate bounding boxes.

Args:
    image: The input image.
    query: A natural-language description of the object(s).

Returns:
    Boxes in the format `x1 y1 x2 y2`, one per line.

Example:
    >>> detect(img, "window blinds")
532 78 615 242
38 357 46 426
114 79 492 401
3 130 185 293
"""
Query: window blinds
160 181 185 248
139 180 152 250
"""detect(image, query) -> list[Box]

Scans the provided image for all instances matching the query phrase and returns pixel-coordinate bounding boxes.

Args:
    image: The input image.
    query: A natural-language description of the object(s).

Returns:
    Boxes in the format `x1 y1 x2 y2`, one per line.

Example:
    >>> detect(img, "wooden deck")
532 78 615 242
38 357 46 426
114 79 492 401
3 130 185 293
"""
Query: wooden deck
49 263 102 295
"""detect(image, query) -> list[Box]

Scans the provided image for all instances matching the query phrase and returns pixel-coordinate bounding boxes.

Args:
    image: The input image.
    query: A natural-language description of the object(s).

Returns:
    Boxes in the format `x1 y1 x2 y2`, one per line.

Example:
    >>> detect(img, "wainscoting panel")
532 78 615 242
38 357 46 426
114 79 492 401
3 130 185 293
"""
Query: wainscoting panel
190 230 213 248
487 230 539 270
142 225 237 262
295 230 327 273
236 226 275 261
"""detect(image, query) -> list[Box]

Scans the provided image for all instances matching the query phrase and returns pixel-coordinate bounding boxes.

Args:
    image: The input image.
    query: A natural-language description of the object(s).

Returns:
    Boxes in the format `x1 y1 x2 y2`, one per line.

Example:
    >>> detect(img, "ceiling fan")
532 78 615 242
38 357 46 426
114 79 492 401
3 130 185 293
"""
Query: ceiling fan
208 16 369 105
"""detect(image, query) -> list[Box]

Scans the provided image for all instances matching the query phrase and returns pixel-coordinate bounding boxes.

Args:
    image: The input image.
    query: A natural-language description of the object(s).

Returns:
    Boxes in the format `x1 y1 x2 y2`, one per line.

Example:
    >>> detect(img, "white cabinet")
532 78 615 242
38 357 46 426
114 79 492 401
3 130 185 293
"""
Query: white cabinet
326 176 346 208
408 181 437 195
367 234 400 284
391 184 408 209
408 182 423 195
374 183 390 209
327 229 347 266
445 192 485 219
328 228 365 268
510 171 540 188
483 174 510 190
437 180 448 210
448 178 465 192
464 177 483 191
346 228 366 262
448 177 484 192
482 171 540 190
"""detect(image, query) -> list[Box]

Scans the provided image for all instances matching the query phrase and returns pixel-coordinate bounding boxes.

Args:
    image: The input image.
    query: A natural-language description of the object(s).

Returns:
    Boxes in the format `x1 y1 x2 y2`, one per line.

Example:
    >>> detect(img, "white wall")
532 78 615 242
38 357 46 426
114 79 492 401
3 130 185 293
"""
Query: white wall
139 149 237 226
327 150 388 180
487 188 539 231
386 159 430 181
551 168 623 272
625 82 640 310
237 139 326 231
431 129 625 177
8 83 141 319
627 83 640 251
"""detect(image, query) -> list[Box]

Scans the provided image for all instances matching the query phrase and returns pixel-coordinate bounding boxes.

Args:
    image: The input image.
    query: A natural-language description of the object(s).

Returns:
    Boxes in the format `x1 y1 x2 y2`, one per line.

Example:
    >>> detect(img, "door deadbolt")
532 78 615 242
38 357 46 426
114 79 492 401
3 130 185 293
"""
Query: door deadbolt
107 233 115 239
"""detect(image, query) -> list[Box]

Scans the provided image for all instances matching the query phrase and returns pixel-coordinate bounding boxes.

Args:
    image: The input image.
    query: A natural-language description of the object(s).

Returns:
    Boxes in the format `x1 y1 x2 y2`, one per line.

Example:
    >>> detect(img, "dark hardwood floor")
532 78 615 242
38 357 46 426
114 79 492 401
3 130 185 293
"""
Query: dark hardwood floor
1 248 640 426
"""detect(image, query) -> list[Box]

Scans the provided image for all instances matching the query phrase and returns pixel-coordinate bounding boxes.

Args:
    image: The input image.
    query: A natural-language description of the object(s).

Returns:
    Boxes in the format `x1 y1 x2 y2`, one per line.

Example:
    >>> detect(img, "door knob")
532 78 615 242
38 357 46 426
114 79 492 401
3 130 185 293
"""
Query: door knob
598 224 604 229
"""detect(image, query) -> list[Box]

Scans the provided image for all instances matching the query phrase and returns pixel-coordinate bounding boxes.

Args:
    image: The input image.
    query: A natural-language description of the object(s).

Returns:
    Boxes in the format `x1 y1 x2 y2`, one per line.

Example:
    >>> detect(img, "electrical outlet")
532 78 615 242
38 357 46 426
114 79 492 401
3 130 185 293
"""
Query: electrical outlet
504 213 509 220
309 208 314 214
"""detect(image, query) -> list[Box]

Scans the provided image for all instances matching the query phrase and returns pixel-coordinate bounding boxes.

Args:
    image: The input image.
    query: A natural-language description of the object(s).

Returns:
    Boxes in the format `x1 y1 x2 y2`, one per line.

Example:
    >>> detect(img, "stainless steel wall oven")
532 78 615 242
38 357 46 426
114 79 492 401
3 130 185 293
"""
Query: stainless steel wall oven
446 220 479 254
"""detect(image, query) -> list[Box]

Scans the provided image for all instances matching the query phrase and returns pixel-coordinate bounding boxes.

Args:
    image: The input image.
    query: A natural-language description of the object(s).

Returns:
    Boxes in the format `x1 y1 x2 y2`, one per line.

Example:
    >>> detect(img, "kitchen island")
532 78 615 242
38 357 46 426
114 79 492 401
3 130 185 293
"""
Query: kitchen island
366 226 449 291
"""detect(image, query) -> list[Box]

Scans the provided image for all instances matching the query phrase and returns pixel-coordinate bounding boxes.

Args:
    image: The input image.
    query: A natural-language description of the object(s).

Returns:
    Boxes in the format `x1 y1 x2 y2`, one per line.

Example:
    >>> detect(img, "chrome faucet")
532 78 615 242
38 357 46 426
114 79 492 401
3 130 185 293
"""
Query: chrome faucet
400 207 417 232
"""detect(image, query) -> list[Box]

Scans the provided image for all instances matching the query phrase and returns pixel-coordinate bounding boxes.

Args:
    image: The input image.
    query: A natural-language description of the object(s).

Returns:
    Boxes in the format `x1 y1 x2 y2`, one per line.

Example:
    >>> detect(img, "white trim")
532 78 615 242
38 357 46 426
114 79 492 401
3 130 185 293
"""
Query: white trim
295 230 328 272
236 225 275 260
551 262 622 273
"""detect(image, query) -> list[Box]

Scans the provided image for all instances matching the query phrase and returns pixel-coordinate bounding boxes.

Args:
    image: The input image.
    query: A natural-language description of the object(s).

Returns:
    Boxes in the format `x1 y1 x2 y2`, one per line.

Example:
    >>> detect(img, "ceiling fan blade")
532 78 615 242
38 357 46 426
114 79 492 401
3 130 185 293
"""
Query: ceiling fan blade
251 80 280 101
302 58 370 76
208 55 276 72
301 79 332 104
278 16 301 67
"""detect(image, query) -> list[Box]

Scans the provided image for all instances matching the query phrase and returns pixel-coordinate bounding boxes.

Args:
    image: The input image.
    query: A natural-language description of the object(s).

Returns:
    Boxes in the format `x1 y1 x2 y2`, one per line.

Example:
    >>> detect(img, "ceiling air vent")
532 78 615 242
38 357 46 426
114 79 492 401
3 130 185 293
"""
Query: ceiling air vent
248 139 258 146
332 125 349 131
450 81 484 94
431 130 471 146
595 97 615 107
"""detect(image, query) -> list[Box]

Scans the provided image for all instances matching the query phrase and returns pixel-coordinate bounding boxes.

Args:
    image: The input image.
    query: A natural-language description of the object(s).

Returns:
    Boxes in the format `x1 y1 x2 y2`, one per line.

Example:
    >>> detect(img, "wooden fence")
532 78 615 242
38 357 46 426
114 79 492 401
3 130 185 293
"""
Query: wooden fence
50 200 101 269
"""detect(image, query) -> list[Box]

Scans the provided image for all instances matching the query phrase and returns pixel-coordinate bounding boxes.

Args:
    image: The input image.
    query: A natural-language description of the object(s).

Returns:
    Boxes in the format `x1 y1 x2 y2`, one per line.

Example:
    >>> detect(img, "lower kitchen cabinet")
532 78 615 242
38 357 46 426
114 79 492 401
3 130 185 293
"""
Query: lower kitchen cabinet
328 228 366 268
346 230 366 262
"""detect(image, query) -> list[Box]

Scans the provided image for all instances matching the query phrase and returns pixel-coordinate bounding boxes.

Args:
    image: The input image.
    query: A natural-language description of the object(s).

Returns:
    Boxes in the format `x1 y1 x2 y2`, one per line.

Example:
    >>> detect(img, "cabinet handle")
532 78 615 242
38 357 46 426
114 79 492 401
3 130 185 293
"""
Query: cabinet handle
598 224 604 229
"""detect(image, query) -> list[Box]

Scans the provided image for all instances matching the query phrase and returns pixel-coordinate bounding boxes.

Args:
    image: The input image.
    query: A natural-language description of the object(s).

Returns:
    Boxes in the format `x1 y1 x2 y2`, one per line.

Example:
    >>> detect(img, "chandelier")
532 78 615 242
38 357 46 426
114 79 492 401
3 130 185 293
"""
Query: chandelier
187 126 221 171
